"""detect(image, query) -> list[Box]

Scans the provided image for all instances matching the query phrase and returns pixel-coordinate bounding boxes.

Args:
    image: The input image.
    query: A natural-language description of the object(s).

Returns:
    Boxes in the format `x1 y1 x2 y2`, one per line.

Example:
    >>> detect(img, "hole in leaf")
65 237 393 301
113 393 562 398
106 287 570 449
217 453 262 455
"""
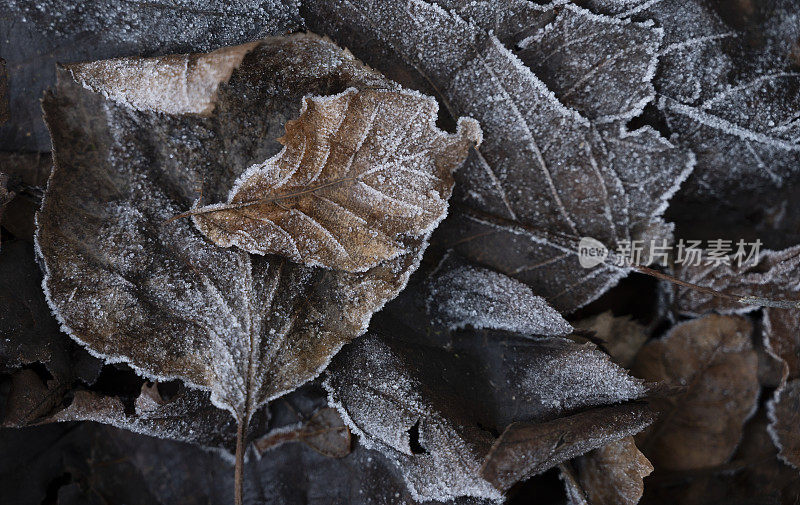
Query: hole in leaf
626 102 671 138
156 379 182 402
408 419 427 455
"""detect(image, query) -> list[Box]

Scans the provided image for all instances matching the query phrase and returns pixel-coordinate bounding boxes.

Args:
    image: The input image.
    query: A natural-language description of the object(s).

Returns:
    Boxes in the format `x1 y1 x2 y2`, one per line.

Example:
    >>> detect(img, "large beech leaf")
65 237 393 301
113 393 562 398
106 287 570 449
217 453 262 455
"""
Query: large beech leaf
632 314 759 471
189 88 480 272
324 327 648 502
35 34 449 432
302 0 694 313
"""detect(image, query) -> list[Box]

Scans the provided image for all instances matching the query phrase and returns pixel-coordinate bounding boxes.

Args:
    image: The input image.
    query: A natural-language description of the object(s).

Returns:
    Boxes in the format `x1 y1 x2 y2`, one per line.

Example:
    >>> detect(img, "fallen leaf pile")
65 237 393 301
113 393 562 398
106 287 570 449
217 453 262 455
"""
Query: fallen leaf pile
1 0 799 504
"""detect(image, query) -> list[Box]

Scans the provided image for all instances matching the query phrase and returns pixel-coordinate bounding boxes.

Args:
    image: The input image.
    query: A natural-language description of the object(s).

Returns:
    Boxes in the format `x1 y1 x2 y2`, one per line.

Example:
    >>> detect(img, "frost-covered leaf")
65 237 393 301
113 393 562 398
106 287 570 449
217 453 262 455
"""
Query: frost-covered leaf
596 0 800 199
517 3 661 122
658 76 800 197
561 436 653 505
573 311 648 368
324 327 648 502
763 307 800 470
303 0 694 313
430 0 558 45
43 382 252 453
600 0 735 104
484 405 652 492
426 253 572 335
35 34 433 436
632 314 759 471
0 0 302 151
188 88 480 272
674 246 800 316
768 378 800 470
764 308 800 382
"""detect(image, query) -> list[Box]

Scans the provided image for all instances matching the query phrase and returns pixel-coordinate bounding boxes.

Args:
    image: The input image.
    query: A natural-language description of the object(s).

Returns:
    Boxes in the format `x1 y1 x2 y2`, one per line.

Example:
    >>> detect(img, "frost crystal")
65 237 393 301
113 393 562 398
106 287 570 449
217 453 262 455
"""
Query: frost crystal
426 254 572 335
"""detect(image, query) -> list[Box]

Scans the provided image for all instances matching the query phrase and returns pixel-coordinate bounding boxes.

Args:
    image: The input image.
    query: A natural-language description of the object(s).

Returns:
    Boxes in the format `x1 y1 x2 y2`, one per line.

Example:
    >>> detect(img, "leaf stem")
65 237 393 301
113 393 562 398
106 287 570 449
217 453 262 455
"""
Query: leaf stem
235 420 245 505
632 264 800 310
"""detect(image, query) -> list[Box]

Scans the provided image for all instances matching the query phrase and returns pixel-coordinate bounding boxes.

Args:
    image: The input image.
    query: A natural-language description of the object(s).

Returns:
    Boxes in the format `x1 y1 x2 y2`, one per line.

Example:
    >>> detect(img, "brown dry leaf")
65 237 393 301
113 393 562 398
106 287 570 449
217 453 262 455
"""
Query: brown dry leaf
35 34 456 462
254 407 351 458
674 247 800 469
189 88 480 272
573 311 649 368
561 436 654 505
482 404 653 492
765 309 800 470
632 314 759 470
1 369 61 427
639 407 800 505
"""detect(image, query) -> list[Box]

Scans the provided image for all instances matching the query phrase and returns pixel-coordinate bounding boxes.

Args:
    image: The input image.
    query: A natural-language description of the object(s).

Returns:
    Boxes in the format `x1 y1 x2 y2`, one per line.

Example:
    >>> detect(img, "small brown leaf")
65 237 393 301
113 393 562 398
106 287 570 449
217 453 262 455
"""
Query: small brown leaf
1 369 61 427
573 311 648 368
562 436 654 505
482 404 654 492
254 407 351 458
189 88 480 272
632 314 759 470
